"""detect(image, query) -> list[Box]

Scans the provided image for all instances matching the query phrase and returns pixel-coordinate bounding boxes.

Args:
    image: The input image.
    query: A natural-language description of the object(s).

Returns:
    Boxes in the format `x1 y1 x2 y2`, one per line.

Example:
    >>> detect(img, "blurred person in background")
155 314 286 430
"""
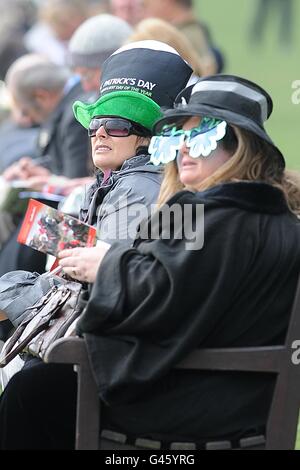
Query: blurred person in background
0 88 39 173
4 54 91 182
250 0 294 47
0 55 91 281
0 24 39 173
127 17 204 80
25 0 88 65
0 31 28 83
0 0 37 81
0 0 37 35
68 13 132 93
110 0 144 25
141 0 223 75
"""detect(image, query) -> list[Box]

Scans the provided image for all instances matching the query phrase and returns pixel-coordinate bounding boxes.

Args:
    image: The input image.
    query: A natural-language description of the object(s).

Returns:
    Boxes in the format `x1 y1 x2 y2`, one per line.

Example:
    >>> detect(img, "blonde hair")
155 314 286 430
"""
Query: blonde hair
158 125 300 216
126 18 204 77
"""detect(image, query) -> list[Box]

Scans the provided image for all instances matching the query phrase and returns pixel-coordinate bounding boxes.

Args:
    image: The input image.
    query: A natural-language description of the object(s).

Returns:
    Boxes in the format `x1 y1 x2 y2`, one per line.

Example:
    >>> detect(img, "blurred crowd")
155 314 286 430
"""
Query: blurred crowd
0 0 223 122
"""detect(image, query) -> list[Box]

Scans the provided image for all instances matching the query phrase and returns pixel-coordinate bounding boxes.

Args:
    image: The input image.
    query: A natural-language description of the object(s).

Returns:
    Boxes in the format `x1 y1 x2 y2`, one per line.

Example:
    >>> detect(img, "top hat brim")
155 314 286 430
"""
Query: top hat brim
154 103 285 168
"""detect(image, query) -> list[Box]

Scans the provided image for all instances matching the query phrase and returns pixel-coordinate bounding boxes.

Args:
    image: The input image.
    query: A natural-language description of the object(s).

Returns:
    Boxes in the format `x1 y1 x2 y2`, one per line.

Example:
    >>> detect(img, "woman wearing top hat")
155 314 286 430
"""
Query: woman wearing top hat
57 75 299 449
1 74 299 449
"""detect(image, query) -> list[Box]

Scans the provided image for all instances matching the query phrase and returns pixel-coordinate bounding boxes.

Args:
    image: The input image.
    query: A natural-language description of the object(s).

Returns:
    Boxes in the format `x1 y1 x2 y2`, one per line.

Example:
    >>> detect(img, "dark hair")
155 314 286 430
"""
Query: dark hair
130 119 152 138
175 0 193 7
220 125 238 155
0 32 28 81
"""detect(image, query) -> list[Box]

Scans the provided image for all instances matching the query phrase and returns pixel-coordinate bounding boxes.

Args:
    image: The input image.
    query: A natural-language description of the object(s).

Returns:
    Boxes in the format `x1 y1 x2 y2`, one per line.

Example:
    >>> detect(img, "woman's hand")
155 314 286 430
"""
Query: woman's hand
25 175 51 191
3 157 50 181
58 242 111 283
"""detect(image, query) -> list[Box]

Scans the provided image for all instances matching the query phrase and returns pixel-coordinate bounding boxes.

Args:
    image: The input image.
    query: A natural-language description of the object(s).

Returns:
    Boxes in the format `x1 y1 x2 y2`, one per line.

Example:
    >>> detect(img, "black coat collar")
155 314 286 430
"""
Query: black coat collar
191 182 290 214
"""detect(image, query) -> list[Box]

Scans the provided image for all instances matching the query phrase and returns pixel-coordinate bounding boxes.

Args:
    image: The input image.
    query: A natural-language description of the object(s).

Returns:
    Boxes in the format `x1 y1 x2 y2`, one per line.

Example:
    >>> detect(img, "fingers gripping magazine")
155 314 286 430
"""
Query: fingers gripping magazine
17 199 97 256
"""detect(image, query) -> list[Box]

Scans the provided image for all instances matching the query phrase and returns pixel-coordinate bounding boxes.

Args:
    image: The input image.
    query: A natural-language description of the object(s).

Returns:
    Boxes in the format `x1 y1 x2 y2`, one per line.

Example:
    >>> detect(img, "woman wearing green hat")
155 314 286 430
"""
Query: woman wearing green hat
73 40 192 247
0 40 194 450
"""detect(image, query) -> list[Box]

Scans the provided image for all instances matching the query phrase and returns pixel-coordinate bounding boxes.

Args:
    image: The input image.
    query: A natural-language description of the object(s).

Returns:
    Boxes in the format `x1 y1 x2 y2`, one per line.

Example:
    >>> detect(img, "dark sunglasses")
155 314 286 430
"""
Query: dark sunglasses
88 117 150 138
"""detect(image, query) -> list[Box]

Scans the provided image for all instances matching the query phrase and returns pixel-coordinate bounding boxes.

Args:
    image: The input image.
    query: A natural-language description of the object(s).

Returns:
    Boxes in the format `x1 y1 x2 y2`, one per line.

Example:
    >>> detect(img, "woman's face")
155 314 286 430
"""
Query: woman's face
74 67 101 93
91 121 146 171
177 116 232 190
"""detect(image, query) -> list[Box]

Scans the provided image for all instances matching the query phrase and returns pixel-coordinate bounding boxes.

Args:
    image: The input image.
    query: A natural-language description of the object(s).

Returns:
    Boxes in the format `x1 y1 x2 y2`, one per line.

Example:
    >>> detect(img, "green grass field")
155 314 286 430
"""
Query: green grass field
194 0 299 170
195 0 300 449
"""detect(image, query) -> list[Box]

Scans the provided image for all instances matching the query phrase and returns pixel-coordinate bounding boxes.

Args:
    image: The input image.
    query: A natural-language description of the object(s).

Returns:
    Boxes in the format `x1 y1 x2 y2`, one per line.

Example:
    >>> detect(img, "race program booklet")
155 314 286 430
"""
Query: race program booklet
17 199 97 257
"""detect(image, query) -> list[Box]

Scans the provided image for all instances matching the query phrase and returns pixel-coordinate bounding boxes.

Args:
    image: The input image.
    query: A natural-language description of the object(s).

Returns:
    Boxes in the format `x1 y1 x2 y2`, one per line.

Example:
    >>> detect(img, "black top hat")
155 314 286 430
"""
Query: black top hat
73 40 193 131
154 74 285 167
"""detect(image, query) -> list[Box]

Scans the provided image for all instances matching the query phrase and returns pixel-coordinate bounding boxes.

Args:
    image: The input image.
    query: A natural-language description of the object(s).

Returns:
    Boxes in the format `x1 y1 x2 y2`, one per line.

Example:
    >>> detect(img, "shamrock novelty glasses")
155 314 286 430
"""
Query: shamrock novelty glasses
149 117 227 166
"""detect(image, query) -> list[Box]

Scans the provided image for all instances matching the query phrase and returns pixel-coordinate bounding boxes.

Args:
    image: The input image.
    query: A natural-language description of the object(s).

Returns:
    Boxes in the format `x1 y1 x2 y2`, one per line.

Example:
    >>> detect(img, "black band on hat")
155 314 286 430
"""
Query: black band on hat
189 79 270 122
153 74 285 168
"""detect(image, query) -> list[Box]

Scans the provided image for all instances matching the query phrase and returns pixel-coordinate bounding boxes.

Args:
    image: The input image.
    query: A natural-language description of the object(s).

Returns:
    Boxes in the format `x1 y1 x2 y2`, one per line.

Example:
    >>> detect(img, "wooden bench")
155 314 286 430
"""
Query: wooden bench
45 274 300 450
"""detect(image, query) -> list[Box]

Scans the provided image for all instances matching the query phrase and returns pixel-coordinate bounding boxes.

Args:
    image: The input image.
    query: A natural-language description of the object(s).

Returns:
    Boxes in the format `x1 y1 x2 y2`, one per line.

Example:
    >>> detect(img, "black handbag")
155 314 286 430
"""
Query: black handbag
0 277 87 366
